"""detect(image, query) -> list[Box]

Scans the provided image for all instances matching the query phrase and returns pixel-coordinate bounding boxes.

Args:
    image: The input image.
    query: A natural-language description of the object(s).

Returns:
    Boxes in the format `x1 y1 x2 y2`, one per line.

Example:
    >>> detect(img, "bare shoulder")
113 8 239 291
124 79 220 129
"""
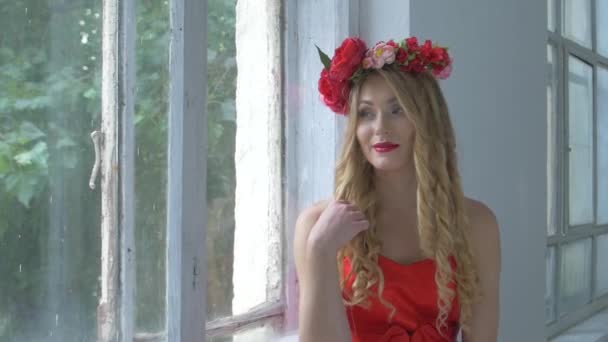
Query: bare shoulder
464 197 499 228
464 197 501 271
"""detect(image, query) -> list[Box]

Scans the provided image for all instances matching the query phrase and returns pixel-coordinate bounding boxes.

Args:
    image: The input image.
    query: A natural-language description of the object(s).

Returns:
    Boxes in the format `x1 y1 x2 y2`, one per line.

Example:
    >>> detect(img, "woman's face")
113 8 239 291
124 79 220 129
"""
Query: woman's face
355 73 415 172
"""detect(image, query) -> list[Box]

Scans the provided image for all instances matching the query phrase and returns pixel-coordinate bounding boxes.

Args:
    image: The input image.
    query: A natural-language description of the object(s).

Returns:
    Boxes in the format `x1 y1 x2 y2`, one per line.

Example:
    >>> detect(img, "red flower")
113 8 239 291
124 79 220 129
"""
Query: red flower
403 57 425 73
396 47 409 64
319 69 349 114
405 37 419 51
386 39 398 48
329 37 367 81
419 40 433 62
428 47 447 63
441 49 451 64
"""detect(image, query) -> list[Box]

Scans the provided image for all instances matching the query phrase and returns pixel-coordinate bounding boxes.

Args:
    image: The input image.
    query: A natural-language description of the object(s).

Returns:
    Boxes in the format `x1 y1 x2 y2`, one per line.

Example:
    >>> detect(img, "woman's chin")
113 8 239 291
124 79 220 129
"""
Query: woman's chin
369 162 406 172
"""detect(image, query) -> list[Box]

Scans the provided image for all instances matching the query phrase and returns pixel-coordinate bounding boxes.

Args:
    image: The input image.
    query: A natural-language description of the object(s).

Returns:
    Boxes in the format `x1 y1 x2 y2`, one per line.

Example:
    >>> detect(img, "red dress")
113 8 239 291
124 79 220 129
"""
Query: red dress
342 254 460 342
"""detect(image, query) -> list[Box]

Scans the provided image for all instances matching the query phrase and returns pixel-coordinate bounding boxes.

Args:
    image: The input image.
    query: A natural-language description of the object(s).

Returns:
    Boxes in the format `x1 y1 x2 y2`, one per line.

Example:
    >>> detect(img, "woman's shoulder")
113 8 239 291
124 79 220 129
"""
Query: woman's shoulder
463 197 499 232
463 196 501 271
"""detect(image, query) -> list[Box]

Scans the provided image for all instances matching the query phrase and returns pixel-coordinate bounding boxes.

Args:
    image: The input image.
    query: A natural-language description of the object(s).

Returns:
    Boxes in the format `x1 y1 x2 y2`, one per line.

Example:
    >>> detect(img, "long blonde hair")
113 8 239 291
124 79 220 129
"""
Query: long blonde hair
335 65 481 336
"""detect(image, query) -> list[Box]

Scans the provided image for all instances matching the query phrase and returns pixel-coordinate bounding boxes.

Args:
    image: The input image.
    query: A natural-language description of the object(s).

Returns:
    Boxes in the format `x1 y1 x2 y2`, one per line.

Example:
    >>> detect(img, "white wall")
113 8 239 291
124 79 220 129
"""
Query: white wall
410 0 547 341
283 0 359 334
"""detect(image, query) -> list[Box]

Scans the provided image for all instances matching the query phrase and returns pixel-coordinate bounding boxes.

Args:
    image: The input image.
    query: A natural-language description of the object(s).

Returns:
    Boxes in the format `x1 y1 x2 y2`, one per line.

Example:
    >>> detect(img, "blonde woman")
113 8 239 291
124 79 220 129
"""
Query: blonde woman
294 37 501 341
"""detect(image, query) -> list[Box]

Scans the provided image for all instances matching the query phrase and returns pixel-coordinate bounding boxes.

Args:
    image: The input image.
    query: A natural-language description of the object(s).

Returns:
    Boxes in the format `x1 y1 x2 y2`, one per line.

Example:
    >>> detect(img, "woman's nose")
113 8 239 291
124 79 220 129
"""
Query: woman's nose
373 112 391 134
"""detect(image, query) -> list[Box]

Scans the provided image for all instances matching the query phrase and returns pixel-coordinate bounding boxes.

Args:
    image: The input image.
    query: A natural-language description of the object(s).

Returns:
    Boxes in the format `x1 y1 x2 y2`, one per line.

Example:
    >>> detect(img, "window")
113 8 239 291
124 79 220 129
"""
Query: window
546 0 608 337
0 0 285 341
0 2 103 340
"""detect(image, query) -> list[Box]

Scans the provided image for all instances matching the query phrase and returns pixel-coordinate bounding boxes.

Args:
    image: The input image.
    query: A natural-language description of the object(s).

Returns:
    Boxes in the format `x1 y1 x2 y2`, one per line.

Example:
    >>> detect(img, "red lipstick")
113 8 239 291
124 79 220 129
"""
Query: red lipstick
373 142 399 153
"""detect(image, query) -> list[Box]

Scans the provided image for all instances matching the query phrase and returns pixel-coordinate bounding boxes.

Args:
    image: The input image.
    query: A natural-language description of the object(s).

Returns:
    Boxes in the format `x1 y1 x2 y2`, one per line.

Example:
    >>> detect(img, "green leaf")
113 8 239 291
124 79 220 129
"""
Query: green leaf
17 181 36 208
56 137 77 149
315 45 332 70
0 156 9 174
83 88 97 99
19 121 46 140
5 174 20 192
14 142 47 167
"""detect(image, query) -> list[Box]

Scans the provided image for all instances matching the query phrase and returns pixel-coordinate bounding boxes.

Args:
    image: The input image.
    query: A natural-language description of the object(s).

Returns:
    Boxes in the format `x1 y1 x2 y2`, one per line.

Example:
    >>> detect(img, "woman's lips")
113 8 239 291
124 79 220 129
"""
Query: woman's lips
373 145 399 153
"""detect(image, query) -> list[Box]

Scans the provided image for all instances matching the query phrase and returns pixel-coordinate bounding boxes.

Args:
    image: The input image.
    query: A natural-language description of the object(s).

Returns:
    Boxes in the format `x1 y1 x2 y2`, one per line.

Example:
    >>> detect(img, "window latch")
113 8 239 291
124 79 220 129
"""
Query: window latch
89 130 102 190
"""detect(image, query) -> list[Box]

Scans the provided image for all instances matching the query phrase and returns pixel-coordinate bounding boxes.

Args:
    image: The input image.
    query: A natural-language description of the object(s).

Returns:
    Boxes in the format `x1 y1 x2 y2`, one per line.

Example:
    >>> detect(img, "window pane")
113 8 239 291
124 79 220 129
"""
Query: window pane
547 45 559 236
546 246 556 323
559 238 592 314
568 56 594 226
548 0 555 31
562 0 592 47
596 234 608 297
0 2 102 340
207 0 237 321
598 0 608 57
598 67 608 224
133 0 169 336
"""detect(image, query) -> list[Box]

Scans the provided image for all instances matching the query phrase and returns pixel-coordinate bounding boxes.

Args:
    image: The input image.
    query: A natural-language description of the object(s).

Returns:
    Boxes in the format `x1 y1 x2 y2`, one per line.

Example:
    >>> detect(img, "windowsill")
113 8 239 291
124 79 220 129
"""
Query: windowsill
550 308 608 342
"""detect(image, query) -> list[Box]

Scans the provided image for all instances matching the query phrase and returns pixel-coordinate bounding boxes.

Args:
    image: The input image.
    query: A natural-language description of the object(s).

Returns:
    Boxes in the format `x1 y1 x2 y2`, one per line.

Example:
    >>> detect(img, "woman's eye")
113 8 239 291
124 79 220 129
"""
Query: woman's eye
359 111 372 118
392 107 403 114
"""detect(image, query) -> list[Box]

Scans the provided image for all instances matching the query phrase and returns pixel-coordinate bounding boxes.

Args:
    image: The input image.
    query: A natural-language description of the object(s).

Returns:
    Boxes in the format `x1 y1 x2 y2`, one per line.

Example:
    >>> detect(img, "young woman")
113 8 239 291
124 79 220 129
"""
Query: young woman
294 37 501 341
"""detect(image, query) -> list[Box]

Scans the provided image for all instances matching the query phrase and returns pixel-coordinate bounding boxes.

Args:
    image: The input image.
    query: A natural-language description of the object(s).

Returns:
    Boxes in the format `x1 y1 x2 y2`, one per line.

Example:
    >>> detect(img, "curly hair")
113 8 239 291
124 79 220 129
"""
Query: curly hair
334 65 481 337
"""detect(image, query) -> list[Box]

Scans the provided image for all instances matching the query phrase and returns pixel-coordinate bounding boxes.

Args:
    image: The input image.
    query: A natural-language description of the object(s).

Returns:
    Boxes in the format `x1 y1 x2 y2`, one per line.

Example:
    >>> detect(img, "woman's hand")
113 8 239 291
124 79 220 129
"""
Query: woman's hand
306 199 369 255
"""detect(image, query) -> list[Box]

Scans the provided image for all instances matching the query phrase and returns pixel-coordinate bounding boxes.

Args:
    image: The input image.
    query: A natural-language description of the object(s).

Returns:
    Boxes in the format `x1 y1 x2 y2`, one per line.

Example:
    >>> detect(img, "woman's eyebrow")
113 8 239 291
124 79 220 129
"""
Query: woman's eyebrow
359 97 399 106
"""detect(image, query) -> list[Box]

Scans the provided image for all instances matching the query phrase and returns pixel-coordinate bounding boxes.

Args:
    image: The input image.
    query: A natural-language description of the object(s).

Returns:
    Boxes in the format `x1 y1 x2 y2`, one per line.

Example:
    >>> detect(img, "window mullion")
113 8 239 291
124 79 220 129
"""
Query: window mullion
118 0 137 340
99 0 121 340
166 0 207 341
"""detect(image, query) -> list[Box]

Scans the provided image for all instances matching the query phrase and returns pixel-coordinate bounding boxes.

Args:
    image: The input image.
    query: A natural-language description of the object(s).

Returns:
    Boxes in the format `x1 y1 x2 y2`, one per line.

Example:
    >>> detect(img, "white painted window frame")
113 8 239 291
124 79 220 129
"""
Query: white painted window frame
100 0 207 341
546 0 608 338
101 0 362 340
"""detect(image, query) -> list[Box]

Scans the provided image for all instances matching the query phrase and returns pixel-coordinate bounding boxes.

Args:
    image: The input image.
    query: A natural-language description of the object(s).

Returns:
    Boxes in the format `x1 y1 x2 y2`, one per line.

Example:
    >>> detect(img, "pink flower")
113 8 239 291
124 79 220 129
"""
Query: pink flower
362 56 374 69
363 42 396 69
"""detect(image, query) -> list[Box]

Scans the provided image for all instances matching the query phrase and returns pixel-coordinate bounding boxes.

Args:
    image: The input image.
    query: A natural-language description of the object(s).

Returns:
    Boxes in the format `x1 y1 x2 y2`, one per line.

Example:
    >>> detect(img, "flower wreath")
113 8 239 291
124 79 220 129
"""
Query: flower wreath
316 37 453 115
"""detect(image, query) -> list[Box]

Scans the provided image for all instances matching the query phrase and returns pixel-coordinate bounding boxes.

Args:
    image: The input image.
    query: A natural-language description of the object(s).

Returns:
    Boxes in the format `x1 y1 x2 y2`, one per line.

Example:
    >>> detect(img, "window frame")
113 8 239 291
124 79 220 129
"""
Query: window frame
99 0 122 340
102 0 208 340
546 0 608 337
104 0 363 339
165 0 208 341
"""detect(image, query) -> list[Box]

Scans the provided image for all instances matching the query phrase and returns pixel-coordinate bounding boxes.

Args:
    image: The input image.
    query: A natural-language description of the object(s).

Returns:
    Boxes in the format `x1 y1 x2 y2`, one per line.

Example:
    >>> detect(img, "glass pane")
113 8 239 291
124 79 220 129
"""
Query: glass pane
598 67 608 224
207 0 237 321
0 2 102 341
596 234 608 297
547 45 559 236
598 0 608 57
546 246 556 323
559 238 592 314
134 0 169 336
562 0 592 47
568 56 594 226
548 0 555 31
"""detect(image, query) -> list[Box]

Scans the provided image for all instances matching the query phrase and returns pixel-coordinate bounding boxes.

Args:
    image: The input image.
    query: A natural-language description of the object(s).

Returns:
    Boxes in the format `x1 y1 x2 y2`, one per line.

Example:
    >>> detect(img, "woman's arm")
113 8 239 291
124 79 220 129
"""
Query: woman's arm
294 202 352 342
462 200 502 342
